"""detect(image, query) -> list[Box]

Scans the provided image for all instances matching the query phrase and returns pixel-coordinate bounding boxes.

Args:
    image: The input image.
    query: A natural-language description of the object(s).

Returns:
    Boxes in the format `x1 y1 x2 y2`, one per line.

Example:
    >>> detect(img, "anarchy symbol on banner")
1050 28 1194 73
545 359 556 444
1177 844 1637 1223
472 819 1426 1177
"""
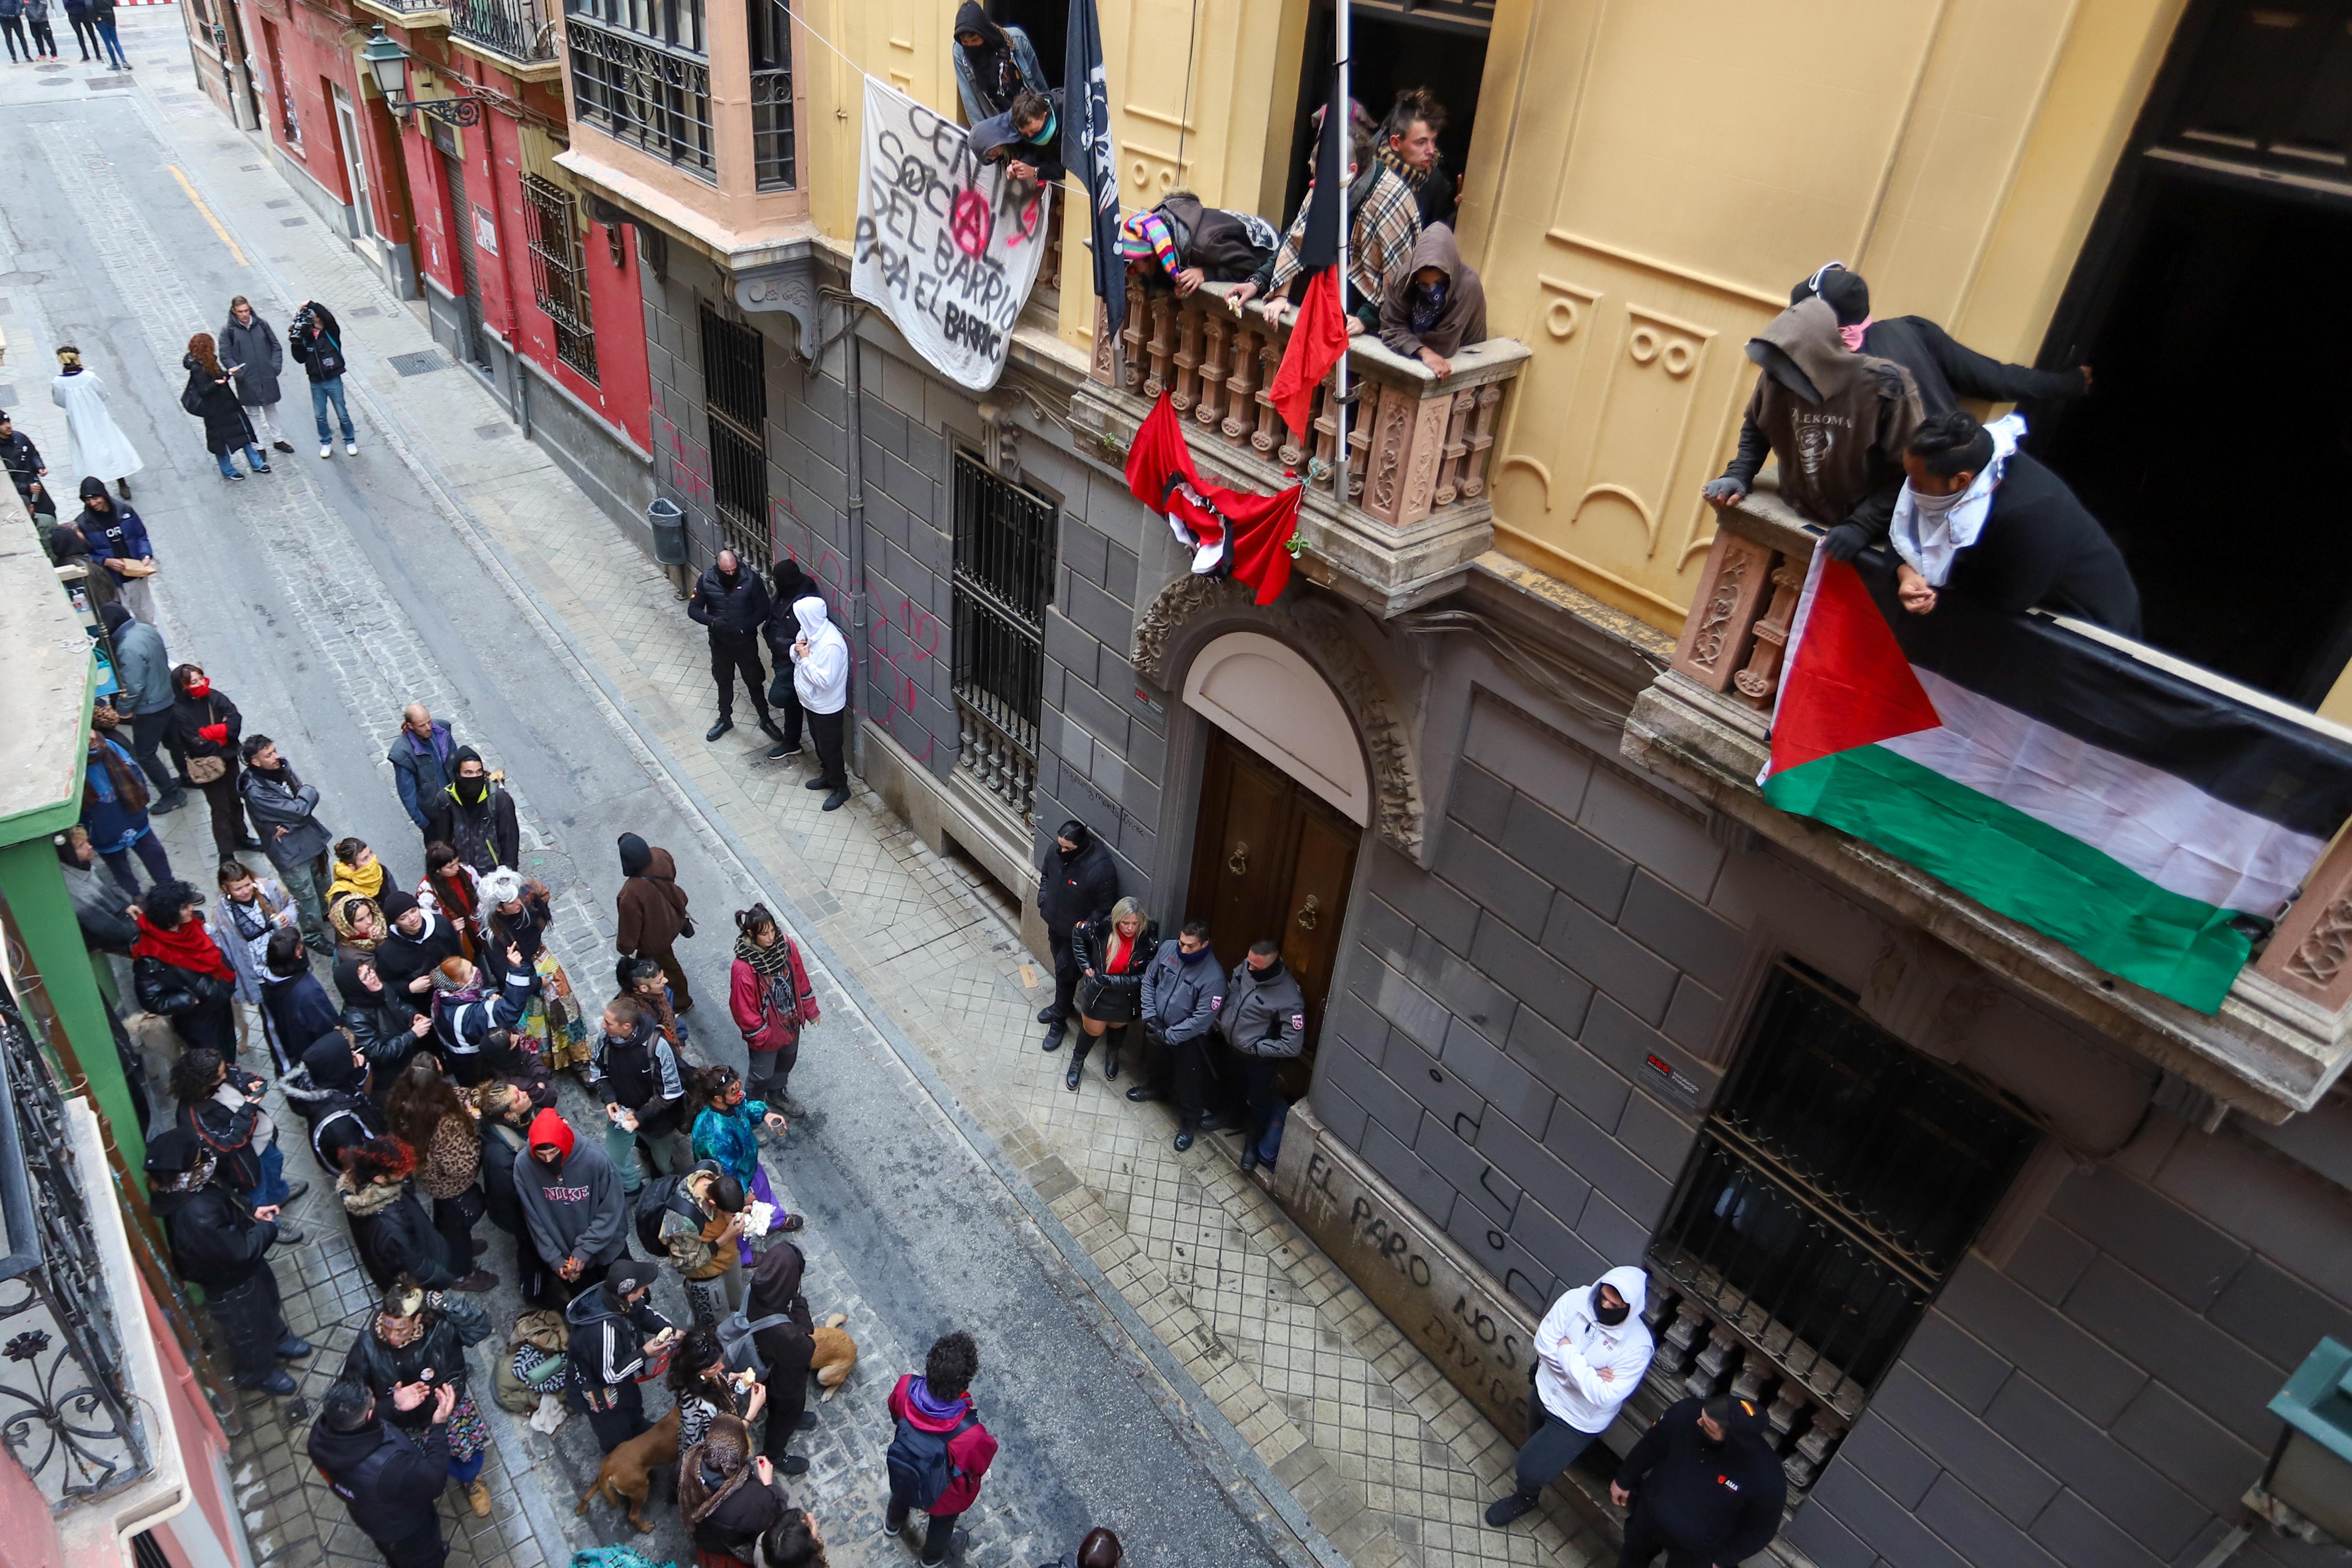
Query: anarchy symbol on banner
949 190 994 258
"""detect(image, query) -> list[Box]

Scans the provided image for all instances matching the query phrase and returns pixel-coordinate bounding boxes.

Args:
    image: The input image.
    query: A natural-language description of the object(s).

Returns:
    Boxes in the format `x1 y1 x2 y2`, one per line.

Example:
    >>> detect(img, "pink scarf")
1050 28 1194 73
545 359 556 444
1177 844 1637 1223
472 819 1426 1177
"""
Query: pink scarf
1839 316 1875 353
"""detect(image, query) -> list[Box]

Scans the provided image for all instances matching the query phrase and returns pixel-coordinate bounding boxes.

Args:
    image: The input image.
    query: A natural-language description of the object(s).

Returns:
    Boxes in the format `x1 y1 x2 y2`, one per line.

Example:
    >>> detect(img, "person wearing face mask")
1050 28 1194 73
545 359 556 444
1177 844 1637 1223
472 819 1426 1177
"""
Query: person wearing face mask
787 595 851 811
1484 1267 1654 1527
424 747 519 876
1789 263 2091 422
949 0 1043 125
968 88 1065 187
170 664 259 859
1215 938 1306 1173
372 889 466 1024
1700 297 1922 565
1610 1393 1787 1568
1133 920 1228 1151
1036 818 1119 1052
1889 410 2140 634
690 547 785 746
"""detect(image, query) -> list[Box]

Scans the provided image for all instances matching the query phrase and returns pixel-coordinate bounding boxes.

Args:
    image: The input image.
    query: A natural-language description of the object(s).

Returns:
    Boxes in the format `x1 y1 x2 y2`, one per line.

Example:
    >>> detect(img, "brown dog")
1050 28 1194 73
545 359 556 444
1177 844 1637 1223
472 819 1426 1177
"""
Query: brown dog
811 1313 857 1400
576 1404 681 1533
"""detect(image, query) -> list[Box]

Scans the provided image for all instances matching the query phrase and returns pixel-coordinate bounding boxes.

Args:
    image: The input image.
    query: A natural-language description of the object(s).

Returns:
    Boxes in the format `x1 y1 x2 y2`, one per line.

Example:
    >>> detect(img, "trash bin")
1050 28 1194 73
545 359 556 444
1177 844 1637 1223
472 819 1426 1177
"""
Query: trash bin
648 498 687 566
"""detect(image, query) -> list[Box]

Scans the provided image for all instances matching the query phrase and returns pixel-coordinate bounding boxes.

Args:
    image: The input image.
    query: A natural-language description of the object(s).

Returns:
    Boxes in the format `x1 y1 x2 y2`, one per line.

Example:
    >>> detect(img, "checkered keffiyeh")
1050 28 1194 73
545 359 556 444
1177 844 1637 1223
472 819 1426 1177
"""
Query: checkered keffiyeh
1267 163 1420 307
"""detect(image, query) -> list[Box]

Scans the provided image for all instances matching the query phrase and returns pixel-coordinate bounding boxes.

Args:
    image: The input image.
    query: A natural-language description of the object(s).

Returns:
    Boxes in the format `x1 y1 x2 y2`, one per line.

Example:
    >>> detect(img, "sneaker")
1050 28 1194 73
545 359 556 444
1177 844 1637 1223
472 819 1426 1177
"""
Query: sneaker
272 439 294 453
235 1368 298 1396
252 464 271 474
222 470 245 481
468 1480 492 1517
268 1223 306 1245
765 740 802 761
274 1335 314 1359
776 1213 804 1233
345 440 359 455
449 1270 500 1293
150 789 190 815
822 788 849 811
319 443 332 458
1484 1492 1538 1528
1239 1149 1261 1175
776 1454 810 1476
282 1181 311 1204
796 1409 817 1431
883 1515 904 1538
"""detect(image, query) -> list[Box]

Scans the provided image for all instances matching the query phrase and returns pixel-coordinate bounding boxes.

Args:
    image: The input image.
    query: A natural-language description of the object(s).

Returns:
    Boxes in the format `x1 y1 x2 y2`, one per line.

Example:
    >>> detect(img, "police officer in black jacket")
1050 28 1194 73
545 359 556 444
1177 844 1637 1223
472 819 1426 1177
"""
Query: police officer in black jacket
1610 1394 1787 1568
308 1378 458 1568
147 1128 310 1395
1035 817 1118 1051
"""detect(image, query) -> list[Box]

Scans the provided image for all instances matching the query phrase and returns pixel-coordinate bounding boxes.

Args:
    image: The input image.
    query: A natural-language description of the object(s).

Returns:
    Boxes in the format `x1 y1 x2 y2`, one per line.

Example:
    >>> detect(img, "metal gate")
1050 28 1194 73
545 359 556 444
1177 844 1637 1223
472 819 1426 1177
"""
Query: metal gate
950 453 1056 825
697 306 769 566
439 138 490 372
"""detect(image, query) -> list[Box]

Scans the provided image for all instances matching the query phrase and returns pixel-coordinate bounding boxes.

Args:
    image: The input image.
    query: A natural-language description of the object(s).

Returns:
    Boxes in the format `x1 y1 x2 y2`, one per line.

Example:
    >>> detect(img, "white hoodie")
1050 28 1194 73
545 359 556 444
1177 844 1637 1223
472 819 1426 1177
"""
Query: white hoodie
789 595 849 715
1531 1265 1655 1433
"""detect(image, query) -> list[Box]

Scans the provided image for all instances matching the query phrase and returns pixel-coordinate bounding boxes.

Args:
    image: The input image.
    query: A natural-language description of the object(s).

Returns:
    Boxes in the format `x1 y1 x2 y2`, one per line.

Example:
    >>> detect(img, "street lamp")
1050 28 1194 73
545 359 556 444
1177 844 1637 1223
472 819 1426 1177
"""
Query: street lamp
359 25 482 126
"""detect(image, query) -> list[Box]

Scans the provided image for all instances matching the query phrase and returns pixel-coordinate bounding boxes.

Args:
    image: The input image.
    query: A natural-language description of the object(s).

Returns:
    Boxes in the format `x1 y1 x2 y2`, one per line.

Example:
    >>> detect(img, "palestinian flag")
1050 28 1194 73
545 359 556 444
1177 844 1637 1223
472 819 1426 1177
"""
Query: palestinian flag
1761 551 2352 1013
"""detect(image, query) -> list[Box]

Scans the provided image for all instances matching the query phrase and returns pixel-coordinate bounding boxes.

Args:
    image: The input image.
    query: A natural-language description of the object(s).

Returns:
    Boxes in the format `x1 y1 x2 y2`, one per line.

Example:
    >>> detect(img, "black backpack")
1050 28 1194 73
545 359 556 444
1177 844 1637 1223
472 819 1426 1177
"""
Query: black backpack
633 1172 699 1256
885 1408 978 1512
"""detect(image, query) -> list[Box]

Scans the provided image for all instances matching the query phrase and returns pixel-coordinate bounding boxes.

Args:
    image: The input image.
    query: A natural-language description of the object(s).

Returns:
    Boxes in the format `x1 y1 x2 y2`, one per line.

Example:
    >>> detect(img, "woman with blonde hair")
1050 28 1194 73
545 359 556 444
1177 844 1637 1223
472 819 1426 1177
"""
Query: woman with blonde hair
1067 895 1156 1091
179 332 270 480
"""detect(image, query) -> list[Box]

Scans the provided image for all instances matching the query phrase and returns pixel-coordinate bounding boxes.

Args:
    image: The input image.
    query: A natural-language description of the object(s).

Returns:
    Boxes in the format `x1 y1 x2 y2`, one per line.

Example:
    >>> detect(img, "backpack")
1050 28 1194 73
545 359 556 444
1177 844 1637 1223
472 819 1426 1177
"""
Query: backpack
885 1406 978 1511
715 1308 790 1380
632 1172 697 1256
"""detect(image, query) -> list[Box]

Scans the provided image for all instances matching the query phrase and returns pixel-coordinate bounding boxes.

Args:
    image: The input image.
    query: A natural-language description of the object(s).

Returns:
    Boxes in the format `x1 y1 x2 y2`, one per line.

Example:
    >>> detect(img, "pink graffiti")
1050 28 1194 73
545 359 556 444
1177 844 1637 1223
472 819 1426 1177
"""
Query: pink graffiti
651 408 713 506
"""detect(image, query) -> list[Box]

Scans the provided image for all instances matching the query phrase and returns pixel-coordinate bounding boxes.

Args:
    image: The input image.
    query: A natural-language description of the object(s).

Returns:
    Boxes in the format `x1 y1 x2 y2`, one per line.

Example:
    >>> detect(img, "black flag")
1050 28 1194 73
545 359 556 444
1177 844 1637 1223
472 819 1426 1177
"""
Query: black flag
1301 62 1347 271
1066 0 1123 337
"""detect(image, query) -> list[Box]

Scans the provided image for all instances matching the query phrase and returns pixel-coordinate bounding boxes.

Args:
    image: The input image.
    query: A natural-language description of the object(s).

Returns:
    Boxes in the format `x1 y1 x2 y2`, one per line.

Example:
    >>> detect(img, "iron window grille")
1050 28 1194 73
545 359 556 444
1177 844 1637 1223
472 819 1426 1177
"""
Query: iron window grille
951 453 1056 826
1649 962 2036 1417
522 174 599 383
748 0 795 190
566 17 714 180
565 0 703 51
699 306 770 566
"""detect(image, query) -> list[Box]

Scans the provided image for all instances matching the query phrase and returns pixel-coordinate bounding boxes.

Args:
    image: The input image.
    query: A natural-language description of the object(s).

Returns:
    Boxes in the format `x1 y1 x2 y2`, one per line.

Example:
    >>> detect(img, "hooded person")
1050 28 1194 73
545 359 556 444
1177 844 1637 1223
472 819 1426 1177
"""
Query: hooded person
146 1126 308 1393
746 1239 818 1471
286 1028 389 1175
1379 223 1487 380
1116 195 1278 297
307 1377 456 1568
1612 1393 1787 1568
949 0 1044 124
47 520 113 612
884 1330 1000 1566
517 1107 631 1298
1790 261 2091 421
616 831 695 1012
423 746 519 876
1484 1267 1654 1527
335 952 435 1089
787 597 851 809
1703 296 1923 562
968 88 1066 185
1035 819 1119 1049
563 1258 676 1451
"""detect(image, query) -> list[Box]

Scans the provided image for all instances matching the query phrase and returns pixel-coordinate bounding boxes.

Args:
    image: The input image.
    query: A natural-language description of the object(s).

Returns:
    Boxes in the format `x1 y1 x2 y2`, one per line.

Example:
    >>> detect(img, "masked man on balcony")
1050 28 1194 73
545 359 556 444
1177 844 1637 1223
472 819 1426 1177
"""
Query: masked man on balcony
1701 296 1922 564
1485 1267 1653 1528
1892 410 2141 635
1792 262 2092 421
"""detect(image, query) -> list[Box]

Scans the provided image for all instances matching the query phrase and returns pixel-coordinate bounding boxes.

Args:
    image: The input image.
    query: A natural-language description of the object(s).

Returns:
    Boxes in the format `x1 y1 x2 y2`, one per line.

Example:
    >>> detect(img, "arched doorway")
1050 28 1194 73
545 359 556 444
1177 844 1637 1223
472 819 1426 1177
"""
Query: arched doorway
1180 632 1366 1078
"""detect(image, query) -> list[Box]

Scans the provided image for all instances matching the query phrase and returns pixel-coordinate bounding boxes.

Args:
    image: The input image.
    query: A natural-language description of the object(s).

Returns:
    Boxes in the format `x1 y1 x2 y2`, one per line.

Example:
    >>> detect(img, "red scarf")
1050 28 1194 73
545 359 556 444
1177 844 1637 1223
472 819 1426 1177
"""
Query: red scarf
132 909 235 981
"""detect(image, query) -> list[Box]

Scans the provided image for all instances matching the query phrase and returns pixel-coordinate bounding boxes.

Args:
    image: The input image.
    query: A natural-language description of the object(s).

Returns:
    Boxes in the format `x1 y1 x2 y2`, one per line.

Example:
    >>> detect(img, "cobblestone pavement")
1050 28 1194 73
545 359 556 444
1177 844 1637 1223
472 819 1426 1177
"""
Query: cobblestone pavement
4 17 1615 1568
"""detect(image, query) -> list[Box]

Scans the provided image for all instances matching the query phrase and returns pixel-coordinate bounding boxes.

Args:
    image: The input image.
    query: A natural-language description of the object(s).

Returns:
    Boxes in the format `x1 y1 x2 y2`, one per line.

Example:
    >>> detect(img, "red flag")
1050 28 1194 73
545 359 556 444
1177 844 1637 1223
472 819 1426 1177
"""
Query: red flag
1123 392 1301 604
1268 267 1349 443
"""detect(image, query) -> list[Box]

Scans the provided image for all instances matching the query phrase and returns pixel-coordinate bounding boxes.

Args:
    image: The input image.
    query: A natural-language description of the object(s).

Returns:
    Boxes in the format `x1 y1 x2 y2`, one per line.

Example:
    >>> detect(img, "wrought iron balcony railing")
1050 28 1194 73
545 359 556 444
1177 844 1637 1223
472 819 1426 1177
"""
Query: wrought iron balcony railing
0 994 147 1504
451 0 558 61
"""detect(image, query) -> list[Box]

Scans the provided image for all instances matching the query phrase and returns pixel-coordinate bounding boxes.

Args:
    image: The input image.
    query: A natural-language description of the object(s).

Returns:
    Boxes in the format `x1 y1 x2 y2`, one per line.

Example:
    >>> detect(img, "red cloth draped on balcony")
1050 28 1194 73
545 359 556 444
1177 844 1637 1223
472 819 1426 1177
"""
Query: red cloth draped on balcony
1125 392 1301 606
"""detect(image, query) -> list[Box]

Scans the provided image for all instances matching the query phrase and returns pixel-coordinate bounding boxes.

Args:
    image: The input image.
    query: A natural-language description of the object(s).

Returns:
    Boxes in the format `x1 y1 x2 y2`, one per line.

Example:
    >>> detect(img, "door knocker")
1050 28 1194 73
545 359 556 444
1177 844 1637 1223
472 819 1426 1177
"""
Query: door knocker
1228 840 1249 875
1296 893 1322 931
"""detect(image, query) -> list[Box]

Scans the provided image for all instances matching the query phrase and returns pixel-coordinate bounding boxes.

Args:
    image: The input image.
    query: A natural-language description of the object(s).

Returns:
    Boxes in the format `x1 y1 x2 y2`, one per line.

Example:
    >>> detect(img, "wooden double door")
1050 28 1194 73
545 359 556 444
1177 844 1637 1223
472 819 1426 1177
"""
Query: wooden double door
1185 727 1362 1084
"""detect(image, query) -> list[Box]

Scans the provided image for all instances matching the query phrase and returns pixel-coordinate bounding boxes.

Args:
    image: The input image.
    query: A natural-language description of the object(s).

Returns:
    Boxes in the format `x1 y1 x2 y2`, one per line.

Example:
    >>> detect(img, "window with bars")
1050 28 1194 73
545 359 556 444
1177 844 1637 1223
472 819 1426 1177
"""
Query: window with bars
748 0 795 190
565 0 702 51
1649 963 2036 1416
699 306 769 566
566 17 713 179
951 455 1056 825
522 174 599 383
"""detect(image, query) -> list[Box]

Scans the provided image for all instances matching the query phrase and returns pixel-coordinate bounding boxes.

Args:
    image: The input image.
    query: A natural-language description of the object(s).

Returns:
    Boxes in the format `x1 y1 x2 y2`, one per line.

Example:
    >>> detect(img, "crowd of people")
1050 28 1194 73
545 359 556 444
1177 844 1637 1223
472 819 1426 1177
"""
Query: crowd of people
0 0 128 68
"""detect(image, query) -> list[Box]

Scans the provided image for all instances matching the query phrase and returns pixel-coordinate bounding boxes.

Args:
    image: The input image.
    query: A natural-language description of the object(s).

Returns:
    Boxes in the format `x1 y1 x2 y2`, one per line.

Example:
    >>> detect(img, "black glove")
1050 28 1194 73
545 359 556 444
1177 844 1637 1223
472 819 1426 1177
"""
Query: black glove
1701 477 1748 507
1822 521 1872 562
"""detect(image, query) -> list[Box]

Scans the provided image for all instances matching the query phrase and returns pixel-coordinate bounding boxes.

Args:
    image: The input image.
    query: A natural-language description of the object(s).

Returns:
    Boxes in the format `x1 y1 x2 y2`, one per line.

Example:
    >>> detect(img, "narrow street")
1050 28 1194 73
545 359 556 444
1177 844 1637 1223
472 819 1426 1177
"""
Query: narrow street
0 15 1585 1568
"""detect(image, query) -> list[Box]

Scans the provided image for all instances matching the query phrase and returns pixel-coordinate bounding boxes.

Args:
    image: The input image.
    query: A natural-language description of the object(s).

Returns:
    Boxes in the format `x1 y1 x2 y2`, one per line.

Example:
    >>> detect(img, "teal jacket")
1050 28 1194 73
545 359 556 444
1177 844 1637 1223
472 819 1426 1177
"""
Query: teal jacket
692 1100 770 1187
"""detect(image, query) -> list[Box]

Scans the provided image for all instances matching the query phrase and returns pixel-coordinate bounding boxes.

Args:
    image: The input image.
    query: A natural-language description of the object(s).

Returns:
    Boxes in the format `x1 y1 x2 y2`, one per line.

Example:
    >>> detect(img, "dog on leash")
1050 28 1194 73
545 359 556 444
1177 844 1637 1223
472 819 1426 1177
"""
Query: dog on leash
577 1404 681 1534
811 1313 857 1399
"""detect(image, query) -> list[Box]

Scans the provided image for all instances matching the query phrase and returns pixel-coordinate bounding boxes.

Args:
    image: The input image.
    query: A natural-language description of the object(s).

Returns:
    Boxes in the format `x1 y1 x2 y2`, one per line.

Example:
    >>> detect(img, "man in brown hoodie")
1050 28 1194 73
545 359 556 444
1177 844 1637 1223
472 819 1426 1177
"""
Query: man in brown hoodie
1703 296 1921 560
616 832 693 1013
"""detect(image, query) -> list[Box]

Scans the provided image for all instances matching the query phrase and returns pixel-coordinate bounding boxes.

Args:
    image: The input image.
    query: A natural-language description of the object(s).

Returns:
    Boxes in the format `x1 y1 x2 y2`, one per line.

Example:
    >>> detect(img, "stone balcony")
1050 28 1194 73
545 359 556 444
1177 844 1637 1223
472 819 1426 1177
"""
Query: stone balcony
1070 277 1531 617
1622 482 2352 1123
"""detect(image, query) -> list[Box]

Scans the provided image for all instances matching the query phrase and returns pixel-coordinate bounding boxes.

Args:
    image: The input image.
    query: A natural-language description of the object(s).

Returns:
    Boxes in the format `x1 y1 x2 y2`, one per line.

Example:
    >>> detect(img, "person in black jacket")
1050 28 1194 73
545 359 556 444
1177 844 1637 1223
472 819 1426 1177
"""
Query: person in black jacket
289 300 359 456
338 1136 496 1293
423 747 520 876
180 335 271 480
372 890 465 1023
0 409 55 520
679 1413 790 1562
1791 263 2091 420
261 924 341 1074
171 1047 306 1237
286 1029 391 1174
1067 897 1156 1089
760 559 820 761
473 1078 556 1306
147 1127 309 1394
334 955 435 1092
1891 410 2141 634
168 663 258 860
309 1378 458 1568
132 880 238 1055
339 1279 496 1520
1610 1394 1787 1568
747 1239 817 1474
587 994 691 1193
1036 818 1119 1051
689 549 783 745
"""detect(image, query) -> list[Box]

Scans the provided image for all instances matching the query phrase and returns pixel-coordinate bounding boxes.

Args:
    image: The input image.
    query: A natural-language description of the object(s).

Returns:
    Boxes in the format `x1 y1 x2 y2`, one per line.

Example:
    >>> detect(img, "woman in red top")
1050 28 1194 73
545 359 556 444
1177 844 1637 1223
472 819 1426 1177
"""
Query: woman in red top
729 904 818 1115
1067 897 1155 1091
418 840 482 962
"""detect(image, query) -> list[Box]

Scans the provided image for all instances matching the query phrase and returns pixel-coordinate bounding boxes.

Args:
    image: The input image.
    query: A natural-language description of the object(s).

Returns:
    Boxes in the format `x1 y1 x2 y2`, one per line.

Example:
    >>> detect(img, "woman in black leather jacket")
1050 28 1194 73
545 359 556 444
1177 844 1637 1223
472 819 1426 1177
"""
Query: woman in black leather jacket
1067 897 1157 1091
335 955 432 1096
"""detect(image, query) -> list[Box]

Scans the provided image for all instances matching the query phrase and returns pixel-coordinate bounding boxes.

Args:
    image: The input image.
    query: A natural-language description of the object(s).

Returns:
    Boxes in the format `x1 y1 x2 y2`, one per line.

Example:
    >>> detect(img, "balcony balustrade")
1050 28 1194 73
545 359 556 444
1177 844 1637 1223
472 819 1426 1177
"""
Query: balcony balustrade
451 0 558 63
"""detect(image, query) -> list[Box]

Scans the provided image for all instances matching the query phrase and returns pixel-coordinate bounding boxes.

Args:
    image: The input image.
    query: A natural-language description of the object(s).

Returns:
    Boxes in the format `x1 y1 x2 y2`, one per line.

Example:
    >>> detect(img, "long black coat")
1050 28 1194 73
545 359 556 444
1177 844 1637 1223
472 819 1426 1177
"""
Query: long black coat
152 1179 275 1293
181 358 257 456
346 1179 460 1289
135 954 237 1055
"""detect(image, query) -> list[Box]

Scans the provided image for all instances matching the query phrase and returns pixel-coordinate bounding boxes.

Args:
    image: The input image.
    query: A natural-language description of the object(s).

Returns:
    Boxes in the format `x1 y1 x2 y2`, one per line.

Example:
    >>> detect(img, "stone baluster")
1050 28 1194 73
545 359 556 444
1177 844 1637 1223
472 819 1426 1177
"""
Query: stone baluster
1434 387 1475 507
1220 321 1258 447
1671 530 1778 694
1765 1380 1809 1443
1119 279 1148 393
1143 296 1177 403
1732 559 1805 709
1306 377 1339 482
1729 1361 1772 1407
1349 390 1377 501
1461 382 1501 499
1252 338 1284 457
1196 311 1230 432
1171 300 1204 415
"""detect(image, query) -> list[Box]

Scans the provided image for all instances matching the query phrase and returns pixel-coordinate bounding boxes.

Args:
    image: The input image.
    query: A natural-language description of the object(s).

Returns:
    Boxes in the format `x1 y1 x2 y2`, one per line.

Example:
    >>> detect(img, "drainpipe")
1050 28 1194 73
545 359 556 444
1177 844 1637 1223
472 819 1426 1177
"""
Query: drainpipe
818 287 870 774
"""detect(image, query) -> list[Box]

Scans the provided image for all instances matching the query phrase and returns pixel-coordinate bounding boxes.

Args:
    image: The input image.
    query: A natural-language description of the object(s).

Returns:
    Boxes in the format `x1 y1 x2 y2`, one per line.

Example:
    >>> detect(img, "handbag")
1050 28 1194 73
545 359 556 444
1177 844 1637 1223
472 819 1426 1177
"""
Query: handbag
187 755 227 785
679 915 696 940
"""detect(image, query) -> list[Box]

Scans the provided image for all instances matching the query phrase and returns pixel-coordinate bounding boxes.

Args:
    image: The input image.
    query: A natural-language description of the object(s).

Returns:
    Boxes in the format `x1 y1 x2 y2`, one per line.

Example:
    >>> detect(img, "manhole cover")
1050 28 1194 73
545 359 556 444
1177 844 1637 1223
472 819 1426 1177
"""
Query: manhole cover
349 306 382 318
87 78 130 88
280 218 306 228
474 424 507 439
389 350 447 377
265 199 290 208
240 163 262 171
